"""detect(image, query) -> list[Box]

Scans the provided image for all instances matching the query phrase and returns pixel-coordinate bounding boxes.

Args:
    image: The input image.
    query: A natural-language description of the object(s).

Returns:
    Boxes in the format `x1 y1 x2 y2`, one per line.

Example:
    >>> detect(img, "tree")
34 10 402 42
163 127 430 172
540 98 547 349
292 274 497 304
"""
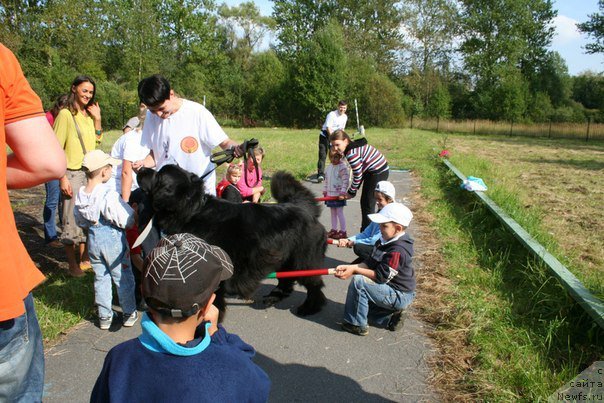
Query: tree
459 0 555 86
363 73 406 127
577 0 604 54
400 0 459 74
459 0 556 118
425 81 452 119
334 0 404 73
244 51 286 123
218 1 275 62
272 0 335 59
289 22 347 126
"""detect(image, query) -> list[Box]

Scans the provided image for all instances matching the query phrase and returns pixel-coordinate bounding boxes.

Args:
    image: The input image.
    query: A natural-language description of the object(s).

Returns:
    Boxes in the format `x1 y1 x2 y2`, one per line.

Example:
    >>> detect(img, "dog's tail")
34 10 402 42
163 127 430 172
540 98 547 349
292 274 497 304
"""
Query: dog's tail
270 170 321 218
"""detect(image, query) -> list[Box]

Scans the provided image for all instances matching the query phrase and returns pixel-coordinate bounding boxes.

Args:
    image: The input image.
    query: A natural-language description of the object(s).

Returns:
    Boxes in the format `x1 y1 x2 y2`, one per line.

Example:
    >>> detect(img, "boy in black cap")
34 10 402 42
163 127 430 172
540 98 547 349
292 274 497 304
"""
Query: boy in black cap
91 233 271 402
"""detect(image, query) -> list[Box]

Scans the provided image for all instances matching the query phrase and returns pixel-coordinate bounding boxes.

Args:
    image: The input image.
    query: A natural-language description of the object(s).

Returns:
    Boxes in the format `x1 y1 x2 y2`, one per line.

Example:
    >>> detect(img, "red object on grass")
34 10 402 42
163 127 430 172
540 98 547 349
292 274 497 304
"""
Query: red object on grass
438 150 450 158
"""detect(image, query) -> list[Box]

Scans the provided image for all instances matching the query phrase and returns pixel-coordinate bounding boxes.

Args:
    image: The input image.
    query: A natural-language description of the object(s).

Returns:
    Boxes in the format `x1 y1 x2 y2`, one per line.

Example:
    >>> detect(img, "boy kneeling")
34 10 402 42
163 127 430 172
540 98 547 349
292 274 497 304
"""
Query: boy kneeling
334 203 415 336
91 233 271 402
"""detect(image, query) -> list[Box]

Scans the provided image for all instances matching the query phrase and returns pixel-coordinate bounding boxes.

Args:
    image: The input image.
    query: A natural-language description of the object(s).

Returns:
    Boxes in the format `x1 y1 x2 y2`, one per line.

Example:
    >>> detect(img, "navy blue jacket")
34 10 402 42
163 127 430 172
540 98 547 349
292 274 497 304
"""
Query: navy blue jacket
365 232 415 293
91 317 270 403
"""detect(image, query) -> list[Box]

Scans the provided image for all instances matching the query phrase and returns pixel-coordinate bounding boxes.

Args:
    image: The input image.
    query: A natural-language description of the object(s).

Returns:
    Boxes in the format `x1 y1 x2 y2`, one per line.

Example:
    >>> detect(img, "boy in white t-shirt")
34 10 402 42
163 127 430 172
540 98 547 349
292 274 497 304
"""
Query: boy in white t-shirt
133 75 243 195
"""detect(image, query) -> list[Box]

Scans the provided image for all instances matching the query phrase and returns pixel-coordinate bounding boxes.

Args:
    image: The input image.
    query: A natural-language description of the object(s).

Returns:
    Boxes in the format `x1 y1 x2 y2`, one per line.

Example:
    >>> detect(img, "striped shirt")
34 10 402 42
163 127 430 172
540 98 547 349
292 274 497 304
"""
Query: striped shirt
345 143 389 196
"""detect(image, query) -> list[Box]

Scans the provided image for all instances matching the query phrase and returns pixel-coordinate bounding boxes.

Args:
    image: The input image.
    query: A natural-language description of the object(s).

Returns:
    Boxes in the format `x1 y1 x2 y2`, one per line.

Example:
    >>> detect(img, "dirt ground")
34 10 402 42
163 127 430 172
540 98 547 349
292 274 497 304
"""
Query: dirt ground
10 184 68 275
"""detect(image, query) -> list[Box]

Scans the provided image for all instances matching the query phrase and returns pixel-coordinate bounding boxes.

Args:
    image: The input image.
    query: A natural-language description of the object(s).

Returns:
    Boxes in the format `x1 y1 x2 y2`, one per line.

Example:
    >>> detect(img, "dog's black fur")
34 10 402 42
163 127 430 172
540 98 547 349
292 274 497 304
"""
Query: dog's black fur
137 165 327 317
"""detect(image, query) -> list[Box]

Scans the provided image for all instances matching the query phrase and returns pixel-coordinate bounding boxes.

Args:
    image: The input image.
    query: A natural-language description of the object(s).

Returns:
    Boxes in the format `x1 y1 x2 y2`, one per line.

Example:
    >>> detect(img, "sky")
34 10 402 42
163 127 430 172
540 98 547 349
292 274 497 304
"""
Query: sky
222 0 603 76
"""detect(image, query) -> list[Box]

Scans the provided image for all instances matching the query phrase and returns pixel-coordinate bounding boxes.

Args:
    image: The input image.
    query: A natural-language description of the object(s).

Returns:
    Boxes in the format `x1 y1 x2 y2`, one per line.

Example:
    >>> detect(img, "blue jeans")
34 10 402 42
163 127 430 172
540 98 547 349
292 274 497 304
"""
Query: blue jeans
0 293 44 402
343 275 415 328
43 180 60 243
88 218 136 319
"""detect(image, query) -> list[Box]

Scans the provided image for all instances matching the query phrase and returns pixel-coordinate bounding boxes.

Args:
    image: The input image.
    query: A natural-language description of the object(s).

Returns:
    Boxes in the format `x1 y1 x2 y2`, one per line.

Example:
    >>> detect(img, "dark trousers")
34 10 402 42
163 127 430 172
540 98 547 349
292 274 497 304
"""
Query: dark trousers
360 169 390 231
317 132 329 176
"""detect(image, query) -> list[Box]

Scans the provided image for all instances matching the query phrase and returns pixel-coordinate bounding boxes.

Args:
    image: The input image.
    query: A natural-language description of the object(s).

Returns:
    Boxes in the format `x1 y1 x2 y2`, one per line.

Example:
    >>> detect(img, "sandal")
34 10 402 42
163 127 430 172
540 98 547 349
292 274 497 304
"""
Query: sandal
79 261 93 271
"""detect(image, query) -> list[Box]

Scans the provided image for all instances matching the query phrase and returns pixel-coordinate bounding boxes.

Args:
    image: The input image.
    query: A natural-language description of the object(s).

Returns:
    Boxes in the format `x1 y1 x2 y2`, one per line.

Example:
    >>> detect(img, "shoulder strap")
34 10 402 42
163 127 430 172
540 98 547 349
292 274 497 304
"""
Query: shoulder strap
71 113 88 155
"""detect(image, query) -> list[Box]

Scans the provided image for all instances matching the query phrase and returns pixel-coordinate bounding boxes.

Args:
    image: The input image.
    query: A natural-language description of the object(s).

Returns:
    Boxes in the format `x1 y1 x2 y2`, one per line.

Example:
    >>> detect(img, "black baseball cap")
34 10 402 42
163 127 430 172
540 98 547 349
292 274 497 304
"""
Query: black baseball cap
142 233 234 318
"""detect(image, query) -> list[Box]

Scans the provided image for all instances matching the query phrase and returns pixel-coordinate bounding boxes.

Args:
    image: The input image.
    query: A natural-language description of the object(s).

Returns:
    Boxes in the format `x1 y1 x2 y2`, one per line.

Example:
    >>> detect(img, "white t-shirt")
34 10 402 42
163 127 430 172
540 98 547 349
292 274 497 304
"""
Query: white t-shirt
107 129 150 195
122 128 150 192
107 134 128 194
321 110 348 135
141 99 228 194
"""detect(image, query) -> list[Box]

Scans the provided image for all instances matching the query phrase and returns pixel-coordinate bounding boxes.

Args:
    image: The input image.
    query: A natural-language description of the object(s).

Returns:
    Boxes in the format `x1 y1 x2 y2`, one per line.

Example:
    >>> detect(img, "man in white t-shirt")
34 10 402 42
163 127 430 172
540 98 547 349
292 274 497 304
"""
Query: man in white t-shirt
133 75 242 195
317 100 347 182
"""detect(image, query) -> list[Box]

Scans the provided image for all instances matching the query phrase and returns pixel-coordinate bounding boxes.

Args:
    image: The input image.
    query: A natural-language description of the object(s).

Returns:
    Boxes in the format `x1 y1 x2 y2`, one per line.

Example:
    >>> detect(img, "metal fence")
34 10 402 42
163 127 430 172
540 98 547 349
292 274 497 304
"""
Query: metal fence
410 118 604 141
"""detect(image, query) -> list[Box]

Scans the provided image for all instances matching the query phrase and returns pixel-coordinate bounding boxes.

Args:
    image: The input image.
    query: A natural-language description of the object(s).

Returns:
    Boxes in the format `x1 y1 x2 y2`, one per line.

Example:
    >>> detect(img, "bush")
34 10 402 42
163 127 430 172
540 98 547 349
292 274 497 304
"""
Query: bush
363 73 406 127
95 81 138 130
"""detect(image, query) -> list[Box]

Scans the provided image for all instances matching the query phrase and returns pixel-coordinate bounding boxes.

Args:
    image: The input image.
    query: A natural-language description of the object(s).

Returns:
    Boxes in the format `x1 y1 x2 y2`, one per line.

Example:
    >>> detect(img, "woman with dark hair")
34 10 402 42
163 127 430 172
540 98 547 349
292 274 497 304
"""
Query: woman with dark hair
329 129 389 231
53 75 103 277
43 94 69 248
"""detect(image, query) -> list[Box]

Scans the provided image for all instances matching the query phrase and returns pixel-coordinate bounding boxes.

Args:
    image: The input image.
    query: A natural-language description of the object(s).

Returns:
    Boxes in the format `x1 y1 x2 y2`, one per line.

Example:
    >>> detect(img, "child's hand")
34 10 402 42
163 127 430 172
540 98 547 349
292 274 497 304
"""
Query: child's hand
338 239 353 248
334 265 355 280
323 191 327 197
204 304 220 336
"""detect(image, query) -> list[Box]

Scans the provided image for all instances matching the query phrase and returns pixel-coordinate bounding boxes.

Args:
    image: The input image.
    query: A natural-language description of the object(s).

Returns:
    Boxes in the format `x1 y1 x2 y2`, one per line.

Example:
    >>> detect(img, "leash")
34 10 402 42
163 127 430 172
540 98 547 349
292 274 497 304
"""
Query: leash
201 138 259 181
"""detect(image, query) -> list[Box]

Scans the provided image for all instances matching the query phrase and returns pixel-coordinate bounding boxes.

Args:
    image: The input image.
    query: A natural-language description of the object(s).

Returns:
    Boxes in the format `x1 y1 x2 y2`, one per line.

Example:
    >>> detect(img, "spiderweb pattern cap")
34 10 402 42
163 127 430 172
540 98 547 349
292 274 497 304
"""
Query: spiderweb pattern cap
142 233 233 318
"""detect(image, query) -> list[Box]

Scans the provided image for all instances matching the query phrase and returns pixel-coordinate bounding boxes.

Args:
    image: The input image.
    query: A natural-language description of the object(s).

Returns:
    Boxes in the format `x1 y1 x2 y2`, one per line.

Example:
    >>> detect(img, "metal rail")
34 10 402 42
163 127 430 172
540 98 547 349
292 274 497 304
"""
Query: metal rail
442 158 604 329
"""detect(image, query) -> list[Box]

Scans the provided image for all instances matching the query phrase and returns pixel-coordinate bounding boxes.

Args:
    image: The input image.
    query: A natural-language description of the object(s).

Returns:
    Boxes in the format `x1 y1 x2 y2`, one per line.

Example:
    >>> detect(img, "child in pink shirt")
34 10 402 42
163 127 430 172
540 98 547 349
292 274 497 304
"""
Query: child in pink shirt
236 146 265 203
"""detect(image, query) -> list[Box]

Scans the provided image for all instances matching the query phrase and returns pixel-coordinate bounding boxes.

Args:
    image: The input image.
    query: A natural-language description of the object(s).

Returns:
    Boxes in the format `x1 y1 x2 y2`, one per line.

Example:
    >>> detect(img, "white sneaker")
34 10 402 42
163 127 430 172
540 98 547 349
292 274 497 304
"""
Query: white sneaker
123 311 139 327
99 316 112 330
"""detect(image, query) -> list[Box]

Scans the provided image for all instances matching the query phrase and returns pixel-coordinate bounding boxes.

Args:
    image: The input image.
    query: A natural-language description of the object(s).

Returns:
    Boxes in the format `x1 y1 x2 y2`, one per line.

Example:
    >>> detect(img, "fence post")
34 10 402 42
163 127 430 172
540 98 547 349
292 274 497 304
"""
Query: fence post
436 116 440 133
548 120 552 138
473 119 476 135
510 120 513 136
586 117 591 142
410 114 414 129
121 104 125 127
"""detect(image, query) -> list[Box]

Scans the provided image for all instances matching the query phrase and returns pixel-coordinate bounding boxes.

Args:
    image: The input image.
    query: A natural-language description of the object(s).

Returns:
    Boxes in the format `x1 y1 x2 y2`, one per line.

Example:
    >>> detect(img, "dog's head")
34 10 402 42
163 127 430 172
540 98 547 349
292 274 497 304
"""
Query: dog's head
138 165 207 218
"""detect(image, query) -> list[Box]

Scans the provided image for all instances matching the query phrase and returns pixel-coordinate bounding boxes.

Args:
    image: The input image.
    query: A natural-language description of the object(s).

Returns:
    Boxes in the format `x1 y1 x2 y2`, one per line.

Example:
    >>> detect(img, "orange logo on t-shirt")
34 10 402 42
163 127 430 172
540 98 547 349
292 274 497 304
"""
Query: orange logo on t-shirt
180 137 199 153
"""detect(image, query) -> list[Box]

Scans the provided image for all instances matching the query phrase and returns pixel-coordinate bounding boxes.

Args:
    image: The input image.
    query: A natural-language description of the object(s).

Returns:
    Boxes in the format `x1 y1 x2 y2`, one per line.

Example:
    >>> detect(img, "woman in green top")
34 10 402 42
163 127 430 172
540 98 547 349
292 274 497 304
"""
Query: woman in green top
54 75 103 277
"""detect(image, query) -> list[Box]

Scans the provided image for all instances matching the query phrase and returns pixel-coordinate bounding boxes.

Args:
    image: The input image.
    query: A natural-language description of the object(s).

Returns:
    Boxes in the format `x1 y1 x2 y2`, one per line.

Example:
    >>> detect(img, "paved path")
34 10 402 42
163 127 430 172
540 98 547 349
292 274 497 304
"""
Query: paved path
44 170 436 402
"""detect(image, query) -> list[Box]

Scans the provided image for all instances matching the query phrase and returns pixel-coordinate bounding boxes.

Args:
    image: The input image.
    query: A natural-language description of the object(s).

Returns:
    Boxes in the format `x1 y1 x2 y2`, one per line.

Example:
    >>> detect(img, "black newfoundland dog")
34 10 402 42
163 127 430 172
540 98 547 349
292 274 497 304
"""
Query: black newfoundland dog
137 165 328 317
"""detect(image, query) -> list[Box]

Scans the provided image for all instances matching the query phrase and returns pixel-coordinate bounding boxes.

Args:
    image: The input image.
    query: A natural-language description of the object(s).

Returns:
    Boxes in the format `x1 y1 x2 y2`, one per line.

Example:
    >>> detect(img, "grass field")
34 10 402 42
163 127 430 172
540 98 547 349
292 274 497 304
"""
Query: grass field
14 127 603 400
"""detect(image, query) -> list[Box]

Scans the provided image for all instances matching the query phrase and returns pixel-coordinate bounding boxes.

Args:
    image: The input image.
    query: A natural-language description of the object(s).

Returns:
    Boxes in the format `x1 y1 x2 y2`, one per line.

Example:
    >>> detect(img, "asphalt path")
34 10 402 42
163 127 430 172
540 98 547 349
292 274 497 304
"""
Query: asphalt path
43 170 436 402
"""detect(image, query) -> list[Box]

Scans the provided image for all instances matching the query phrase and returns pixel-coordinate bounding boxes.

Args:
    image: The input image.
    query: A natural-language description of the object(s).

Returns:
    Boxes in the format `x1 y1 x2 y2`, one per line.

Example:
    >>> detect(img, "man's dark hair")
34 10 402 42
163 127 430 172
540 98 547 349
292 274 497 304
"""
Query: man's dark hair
138 74 171 107
338 100 347 106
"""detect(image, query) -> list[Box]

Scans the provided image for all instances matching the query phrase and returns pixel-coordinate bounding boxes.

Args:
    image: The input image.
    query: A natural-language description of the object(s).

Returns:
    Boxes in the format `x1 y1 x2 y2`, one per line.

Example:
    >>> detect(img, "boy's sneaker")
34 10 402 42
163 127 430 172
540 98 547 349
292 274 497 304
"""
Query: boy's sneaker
123 311 139 327
387 310 406 331
99 316 113 330
341 321 368 336
317 175 325 183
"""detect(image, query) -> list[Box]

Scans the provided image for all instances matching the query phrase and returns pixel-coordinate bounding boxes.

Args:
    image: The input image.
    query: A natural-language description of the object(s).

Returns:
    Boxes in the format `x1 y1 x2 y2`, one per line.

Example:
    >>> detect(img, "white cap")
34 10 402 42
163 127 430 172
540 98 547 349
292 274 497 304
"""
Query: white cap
123 116 140 130
368 202 413 227
82 150 121 172
375 181 395 200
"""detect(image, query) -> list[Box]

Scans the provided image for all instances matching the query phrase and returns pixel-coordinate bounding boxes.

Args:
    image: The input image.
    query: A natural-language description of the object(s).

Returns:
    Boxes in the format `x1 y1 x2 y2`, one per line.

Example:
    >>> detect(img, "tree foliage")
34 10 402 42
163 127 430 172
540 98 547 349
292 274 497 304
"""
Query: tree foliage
577 0 604 54
0 0 599 127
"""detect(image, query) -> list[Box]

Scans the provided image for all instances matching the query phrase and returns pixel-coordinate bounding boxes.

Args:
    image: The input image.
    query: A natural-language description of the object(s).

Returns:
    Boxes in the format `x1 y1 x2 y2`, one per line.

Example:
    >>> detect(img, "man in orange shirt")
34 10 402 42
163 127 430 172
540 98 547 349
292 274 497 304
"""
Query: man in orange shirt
0 43 66 401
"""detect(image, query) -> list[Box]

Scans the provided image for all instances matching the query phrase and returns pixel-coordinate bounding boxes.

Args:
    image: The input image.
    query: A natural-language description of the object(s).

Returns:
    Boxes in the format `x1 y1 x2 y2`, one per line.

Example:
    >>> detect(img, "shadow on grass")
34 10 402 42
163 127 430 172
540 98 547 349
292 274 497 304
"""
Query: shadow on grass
436 164 603 392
